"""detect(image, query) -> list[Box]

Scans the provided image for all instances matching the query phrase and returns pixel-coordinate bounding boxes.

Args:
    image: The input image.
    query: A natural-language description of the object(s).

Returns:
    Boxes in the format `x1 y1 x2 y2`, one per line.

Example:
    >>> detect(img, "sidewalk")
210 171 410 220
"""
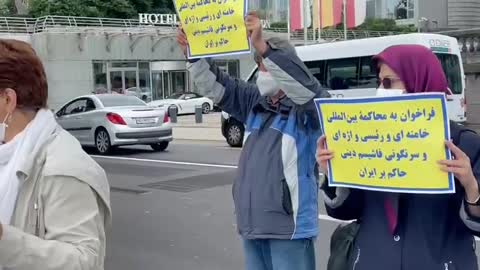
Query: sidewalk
171 110 480 142
172 113 224 141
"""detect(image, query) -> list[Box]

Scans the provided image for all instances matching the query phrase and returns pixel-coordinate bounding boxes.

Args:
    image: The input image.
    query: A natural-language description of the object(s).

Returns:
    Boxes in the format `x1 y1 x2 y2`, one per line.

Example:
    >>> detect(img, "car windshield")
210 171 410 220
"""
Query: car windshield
97 95 147 107
167 93 184 99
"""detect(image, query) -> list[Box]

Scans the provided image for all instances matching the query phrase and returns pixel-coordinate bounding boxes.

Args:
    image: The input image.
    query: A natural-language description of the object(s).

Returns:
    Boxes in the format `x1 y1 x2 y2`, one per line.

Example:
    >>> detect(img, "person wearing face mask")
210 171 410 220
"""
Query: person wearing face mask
0 39 111 269
317 45 480 270
177 11 330 270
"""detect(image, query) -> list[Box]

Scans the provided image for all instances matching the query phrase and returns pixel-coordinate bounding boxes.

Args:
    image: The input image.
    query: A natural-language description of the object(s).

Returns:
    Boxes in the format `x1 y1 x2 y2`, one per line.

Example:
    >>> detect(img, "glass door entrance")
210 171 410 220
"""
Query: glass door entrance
110 71 123 94
108 68 139 94
152 70 188 100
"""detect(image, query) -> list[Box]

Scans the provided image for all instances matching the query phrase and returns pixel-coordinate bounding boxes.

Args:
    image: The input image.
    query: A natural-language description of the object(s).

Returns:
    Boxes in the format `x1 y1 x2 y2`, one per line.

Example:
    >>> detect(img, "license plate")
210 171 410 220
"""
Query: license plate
136 118 156 124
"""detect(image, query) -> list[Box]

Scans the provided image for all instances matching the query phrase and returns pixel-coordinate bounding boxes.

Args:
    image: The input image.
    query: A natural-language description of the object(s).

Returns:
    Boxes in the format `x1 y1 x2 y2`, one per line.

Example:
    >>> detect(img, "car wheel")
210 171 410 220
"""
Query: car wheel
95 128 112 155
226 122 244 147
202 103 211 114
151 141 169 152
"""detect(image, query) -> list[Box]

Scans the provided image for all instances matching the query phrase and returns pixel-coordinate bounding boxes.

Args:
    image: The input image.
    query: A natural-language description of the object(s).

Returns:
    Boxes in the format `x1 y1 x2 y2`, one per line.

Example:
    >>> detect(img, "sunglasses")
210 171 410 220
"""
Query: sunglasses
378 77 402 89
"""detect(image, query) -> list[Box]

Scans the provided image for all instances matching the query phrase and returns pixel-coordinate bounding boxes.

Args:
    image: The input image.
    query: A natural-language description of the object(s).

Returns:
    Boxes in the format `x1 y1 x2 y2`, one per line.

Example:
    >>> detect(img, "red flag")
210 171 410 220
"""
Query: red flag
346 0 366 29
290 0 303 30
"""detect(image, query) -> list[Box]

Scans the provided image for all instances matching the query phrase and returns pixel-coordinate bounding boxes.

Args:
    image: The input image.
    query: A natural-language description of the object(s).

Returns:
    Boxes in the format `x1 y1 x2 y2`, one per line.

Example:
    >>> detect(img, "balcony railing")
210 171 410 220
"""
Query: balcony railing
267 28 402 42
0 16 402 42
0 16 176 34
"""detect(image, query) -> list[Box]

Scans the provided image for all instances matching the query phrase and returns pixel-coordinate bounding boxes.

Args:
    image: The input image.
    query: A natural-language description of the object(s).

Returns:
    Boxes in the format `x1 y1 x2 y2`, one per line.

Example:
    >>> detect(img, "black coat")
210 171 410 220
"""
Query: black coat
323 122 480 270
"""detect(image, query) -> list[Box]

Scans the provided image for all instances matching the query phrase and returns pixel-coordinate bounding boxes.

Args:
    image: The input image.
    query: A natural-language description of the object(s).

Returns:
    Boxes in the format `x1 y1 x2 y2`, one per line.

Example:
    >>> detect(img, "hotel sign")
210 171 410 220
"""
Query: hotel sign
138 13 270 28
138 13 178 25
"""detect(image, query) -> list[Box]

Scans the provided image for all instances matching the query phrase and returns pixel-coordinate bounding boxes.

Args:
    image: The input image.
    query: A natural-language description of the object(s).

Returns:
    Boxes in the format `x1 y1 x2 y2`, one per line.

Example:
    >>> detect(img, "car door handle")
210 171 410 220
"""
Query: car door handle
74 116 82 120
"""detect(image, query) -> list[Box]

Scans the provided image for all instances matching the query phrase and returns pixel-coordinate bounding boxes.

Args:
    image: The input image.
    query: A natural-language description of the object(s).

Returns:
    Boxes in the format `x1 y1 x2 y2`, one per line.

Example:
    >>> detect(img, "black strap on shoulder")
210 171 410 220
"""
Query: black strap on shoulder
451 122 477 145
451 122 480 165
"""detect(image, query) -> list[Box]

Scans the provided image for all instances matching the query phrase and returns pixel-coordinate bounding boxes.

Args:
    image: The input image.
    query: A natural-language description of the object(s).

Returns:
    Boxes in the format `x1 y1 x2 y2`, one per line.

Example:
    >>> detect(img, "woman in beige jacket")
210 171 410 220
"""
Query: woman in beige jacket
0 39 111 269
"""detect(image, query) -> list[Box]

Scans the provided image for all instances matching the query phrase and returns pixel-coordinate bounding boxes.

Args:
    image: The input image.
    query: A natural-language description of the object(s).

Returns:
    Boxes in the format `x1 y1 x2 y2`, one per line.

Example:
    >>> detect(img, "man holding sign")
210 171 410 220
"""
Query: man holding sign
317 45 480 270
177 11 330 270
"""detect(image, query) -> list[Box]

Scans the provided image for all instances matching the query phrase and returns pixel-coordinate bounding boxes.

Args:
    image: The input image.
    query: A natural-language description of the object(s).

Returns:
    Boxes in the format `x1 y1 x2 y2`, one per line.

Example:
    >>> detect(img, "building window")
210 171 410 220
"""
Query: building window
213 60 240 78
407 0 415 19
385 0 415 20
92 61 153 102
111 62 137 68
139 62 152 102
93 62 107 94
366 0 376 18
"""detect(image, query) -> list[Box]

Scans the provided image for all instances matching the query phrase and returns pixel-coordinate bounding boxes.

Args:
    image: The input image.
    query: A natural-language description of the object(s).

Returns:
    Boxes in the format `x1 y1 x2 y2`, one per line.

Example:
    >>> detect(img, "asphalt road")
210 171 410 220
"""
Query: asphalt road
94 142 480 270
93 143 337 270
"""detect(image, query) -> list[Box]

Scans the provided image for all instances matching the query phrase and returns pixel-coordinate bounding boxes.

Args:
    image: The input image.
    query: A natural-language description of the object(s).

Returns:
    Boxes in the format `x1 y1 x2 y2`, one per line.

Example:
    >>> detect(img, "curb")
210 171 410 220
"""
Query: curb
173 126 224 141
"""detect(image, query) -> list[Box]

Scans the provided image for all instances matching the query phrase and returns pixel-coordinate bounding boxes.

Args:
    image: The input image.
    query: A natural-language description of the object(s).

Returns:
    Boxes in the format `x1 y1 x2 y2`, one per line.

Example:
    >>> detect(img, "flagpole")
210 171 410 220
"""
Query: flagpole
318 0 322 41
303 0 308 45
343 0 347 40
287 0 291 40
312 0 316 42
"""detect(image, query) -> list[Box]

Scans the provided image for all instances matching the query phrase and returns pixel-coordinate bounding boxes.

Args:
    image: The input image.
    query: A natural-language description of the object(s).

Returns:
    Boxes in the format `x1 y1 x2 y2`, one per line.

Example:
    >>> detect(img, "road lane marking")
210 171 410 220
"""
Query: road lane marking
94 156 480 242
91 155 238 169
318 214 480 241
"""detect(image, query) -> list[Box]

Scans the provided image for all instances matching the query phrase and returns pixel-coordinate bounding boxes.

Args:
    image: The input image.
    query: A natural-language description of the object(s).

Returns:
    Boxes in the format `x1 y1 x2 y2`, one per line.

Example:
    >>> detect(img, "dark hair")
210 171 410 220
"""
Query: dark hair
0 39 48 109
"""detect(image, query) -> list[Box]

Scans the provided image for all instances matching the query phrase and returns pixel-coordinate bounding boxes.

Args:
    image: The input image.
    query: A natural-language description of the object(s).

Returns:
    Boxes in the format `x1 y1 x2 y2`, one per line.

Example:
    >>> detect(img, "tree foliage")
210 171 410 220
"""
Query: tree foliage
29 0 100 17
98 0 137 18
0 0 22 15
268 18 416 33
28 0 173 18
269 22 287 29
151 0 174 13
0 0 10 15
355 18 416 33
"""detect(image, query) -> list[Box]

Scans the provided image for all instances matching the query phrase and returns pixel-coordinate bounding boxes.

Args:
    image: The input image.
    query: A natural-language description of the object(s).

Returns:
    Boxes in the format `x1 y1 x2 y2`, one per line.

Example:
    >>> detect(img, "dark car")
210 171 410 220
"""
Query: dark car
221 111 244 147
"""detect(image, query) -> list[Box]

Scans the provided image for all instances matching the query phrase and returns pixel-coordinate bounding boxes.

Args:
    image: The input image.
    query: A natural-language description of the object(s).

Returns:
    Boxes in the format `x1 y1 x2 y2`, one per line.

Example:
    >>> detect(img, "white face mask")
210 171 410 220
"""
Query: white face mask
376 88 405 97
0 113 10 144
256 71 280 97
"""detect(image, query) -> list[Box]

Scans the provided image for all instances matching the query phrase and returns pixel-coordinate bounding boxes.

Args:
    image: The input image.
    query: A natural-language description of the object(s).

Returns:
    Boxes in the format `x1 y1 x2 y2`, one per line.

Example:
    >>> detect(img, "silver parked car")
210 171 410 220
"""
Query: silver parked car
55 94 172 154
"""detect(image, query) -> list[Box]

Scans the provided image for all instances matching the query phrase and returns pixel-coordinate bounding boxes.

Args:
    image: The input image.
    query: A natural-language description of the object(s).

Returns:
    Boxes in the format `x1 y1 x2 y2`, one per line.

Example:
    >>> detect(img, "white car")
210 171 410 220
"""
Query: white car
55 94 172 154
125 87 152 103
148 92 214 114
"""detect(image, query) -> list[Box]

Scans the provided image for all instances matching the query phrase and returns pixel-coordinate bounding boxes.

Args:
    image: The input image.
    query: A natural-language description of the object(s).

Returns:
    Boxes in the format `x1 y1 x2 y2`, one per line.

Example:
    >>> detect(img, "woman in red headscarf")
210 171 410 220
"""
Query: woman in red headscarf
317 45 480 270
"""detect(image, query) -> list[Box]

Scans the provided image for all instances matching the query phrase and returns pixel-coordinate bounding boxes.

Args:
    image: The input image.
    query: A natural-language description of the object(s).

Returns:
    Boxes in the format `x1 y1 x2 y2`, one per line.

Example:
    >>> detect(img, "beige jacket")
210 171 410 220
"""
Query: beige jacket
0 127 111 270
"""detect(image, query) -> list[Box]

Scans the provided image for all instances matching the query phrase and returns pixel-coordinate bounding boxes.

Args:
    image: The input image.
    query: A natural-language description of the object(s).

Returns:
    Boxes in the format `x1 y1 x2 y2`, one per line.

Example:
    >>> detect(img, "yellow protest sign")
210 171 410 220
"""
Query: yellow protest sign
315 94 455 194
174 0 250 58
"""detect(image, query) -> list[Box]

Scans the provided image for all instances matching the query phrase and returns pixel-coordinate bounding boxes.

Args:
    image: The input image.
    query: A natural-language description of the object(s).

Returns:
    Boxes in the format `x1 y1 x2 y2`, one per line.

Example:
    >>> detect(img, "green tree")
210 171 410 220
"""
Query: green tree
29 0 139 18
98 0 136 18
151 0 174 13
128 0 152 14
0 0 23 15
6 0 17 14
0 0 10 15
29 0 101 17
356 18 416 33
269 21 287 29
28 0 175 18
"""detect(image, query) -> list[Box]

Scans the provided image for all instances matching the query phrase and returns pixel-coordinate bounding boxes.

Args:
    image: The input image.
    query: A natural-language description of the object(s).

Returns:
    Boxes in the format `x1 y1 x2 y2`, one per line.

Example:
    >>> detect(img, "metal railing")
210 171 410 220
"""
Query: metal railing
436 27 480 37
267 28 401 42
0 16 401 41
0 16 177 34
0 17 36 33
